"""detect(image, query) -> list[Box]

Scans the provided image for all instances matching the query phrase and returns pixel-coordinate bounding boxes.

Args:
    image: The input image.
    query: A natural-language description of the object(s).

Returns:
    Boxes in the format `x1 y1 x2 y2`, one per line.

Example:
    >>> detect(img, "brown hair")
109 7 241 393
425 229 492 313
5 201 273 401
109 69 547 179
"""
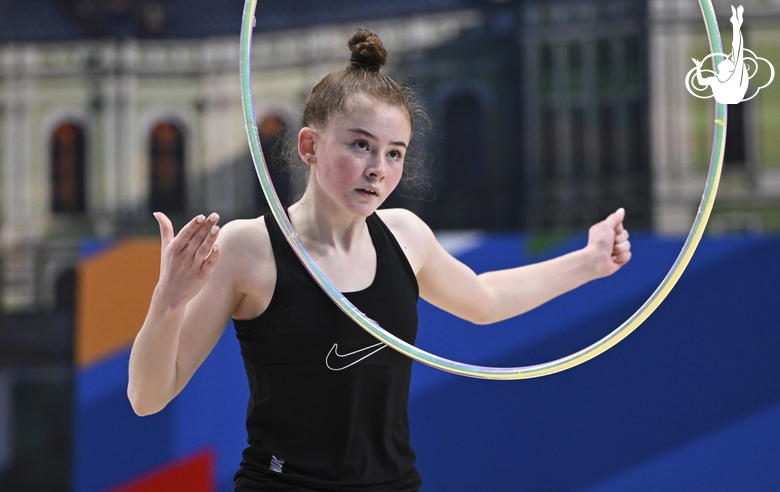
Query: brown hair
287 29 430 197
302 29 417 132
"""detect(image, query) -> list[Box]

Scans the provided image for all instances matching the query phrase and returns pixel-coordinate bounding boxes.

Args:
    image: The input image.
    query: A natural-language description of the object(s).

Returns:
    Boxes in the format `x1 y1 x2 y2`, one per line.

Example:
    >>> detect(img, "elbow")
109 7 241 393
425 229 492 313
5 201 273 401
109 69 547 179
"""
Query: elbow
127 386 166 417
130 403 159 418
469 313 493 325
461 294 502 325
466 305 499 325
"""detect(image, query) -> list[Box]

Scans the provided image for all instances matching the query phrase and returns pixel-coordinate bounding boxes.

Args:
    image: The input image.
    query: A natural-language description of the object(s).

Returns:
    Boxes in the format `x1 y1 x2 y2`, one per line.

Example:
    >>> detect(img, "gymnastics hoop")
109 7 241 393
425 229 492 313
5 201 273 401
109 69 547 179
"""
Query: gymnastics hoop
239 0 726 379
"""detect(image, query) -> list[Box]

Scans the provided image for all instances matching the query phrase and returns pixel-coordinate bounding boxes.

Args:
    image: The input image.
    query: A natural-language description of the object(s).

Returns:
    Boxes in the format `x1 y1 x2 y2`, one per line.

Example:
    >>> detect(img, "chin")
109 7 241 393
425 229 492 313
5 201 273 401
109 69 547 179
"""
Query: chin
346 200 383 217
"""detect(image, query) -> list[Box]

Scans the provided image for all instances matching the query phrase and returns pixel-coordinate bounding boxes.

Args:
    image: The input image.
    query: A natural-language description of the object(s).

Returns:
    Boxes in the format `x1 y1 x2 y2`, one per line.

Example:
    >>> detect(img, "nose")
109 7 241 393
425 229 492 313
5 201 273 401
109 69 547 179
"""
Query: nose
365 152 386 181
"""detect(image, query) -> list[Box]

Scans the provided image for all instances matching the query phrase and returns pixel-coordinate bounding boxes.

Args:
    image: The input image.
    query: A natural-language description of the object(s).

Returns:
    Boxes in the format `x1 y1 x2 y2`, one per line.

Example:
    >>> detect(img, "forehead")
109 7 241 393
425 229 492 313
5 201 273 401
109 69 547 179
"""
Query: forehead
326 95 412 138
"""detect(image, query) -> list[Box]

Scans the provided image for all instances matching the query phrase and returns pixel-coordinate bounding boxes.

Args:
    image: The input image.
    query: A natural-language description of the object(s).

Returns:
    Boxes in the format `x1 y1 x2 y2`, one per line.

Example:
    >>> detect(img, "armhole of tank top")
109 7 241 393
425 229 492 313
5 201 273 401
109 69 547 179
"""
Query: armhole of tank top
367 213 419 297
262 213 288 288
234 214 287 325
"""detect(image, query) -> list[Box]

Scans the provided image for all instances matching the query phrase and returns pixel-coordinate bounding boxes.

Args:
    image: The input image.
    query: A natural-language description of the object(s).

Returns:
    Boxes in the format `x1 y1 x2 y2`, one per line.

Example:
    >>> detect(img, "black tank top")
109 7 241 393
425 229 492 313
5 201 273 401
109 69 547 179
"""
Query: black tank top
233 213 422 491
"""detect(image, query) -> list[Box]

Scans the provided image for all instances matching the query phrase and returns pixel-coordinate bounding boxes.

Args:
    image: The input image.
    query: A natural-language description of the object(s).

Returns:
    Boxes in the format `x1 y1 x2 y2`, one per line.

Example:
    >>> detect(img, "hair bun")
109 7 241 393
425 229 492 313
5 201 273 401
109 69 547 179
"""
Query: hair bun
348 29 387 72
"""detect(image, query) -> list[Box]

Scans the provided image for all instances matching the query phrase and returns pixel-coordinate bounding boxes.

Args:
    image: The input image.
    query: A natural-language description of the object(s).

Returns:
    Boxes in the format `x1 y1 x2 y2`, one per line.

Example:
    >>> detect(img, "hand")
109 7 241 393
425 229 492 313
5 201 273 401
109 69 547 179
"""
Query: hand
586 208 632 279
692 58 702 68
731 5 743 27
153 212 222 309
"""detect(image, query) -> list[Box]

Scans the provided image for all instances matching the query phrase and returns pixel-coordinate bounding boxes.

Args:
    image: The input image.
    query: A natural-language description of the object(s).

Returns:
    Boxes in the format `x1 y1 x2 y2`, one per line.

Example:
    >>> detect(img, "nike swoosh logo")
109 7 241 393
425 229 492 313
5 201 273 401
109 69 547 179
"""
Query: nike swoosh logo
326 342 386 371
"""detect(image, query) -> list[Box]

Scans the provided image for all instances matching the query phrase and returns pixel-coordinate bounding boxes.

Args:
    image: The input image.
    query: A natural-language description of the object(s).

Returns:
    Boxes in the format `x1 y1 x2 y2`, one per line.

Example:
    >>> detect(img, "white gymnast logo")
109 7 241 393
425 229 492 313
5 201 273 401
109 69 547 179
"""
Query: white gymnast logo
685 5 774 104
326 342 386 371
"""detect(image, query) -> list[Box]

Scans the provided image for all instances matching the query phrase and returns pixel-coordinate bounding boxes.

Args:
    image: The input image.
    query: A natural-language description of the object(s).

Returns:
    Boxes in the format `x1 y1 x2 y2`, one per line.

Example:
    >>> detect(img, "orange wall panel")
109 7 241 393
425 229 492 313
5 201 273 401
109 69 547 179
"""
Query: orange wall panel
76 239 160 366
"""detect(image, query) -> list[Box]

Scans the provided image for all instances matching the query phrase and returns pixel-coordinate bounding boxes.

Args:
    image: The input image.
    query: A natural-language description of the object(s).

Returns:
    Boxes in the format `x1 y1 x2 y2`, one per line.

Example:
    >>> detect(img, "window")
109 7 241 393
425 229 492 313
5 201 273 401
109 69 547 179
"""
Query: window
256 115 290 212
569 42 582 91
724 100 746 168
444 93 485 191
599 105 615 177
51 123 86 214
597 38 611 90
571 108 586 179
540 44 554 94
149 122 185 215
626 101 646 173
624 35 641 86
541 109 558 182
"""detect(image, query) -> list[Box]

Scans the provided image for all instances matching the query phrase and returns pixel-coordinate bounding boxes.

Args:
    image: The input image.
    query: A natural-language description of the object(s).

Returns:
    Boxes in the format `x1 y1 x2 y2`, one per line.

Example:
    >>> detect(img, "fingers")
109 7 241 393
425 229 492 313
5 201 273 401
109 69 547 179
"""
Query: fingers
183 213 220 260
611 229 632 265
157 213 222 272
602 207 626 231
612 238 631 256
173 214 207 252
193 217 221 266
612 249 632 265
201 242 221 275
170 213 219 253
603 207 631 266
154 212 175 250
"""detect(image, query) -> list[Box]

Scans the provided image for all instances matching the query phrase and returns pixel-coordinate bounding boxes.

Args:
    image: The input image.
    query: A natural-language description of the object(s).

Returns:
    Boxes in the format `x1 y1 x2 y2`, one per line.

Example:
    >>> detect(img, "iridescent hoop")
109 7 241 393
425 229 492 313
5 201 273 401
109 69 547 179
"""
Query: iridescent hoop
239 0 725 379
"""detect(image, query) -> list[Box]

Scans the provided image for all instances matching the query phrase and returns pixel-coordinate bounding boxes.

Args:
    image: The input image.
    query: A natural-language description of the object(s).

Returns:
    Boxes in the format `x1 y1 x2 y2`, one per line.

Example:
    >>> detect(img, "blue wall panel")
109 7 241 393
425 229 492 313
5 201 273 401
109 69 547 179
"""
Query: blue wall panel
409 235 780 491
73 234 780 492
74 325 248 492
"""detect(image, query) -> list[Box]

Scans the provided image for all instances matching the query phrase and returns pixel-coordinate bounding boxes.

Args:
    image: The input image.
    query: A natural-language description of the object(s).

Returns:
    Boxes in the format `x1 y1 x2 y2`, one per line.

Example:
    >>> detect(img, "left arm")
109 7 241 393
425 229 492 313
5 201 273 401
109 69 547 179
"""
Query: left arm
731 6 744 69
381 208 631 325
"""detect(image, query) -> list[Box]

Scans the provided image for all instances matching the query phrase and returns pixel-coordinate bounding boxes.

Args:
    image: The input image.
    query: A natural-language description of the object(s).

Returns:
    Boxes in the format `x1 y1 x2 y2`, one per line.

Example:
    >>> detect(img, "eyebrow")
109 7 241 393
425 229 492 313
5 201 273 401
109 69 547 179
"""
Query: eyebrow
348 128 408 149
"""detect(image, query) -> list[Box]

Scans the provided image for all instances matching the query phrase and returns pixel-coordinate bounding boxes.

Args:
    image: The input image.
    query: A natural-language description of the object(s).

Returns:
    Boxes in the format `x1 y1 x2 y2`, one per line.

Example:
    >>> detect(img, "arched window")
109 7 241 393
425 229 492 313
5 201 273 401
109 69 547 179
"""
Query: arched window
599 104 615 177
55 269 77 313
541 109 558 182
256 115 290 212
724 99 746 168
51 123 86 214
149 122 185 214
597 38 612 90
444 93 485 191
570 108 585 179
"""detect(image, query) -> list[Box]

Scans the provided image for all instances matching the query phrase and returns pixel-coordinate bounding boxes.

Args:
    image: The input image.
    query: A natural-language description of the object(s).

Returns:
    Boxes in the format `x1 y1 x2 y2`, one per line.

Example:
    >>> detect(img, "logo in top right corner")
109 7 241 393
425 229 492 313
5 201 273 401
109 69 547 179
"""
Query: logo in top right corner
685 5 775 105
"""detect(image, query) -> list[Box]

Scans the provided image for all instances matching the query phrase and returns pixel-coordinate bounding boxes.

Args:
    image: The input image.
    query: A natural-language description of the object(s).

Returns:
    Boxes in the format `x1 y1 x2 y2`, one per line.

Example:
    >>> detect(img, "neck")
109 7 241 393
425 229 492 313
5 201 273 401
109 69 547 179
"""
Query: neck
288 191 370 252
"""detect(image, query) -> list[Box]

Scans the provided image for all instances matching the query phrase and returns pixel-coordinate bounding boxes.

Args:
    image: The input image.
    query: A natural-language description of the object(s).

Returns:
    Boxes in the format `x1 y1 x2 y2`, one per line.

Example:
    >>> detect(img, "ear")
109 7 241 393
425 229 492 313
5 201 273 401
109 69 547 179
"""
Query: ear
298 127 317 164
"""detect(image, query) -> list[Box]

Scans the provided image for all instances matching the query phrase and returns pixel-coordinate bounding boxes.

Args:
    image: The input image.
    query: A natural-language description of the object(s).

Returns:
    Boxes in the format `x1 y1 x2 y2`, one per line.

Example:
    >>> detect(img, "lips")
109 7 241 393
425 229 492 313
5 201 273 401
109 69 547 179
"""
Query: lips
357 188 378 196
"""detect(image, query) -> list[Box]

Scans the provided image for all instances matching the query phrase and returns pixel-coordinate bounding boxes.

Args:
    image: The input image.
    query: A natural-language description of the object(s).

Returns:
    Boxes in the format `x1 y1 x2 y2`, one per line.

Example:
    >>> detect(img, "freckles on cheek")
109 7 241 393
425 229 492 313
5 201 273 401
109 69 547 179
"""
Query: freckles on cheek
318 163 350 192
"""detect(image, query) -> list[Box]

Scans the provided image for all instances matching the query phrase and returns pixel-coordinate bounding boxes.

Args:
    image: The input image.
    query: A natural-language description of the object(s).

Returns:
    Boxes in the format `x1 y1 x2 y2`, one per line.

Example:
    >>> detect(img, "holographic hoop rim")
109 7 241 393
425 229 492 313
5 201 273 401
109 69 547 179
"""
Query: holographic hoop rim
238 0 726 379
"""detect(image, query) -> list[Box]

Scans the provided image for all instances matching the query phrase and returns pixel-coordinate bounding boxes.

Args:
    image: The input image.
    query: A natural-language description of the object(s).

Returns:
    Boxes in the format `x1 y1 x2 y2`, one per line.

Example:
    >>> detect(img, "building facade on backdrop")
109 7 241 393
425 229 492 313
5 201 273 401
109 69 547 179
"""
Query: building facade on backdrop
0 0 779 310
2 0 780 487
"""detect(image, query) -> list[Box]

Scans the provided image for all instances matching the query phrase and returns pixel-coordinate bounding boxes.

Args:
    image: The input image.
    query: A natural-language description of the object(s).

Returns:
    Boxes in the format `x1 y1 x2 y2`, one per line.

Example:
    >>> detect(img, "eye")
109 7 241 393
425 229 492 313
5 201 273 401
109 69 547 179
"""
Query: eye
387 149 404 161
353 140 369 151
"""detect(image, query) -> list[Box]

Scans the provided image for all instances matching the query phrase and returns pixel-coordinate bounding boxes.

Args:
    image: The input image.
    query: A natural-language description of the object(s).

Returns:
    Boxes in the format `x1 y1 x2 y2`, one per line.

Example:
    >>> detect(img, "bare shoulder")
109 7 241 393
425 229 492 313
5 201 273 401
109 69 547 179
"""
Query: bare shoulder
376 208 433 241
376 208 436 274
216 217 272 266
215 216 277 320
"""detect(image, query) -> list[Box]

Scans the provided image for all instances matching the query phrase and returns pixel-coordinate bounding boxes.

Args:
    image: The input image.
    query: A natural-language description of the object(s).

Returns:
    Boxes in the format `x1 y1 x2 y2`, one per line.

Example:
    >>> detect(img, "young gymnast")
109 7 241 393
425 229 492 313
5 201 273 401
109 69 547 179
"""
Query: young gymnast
128 28 632 491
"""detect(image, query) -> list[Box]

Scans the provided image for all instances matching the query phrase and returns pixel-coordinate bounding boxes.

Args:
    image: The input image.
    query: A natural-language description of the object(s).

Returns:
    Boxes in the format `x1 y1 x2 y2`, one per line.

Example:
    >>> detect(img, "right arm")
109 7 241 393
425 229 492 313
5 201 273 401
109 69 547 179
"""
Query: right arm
731 6 744 65
127 212 243 416
692 58 711 87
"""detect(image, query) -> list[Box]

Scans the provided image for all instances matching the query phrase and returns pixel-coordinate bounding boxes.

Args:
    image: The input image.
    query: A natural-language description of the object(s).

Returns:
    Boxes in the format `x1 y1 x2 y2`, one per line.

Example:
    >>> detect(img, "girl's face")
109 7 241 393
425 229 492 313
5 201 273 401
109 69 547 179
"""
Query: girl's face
305 97 412 217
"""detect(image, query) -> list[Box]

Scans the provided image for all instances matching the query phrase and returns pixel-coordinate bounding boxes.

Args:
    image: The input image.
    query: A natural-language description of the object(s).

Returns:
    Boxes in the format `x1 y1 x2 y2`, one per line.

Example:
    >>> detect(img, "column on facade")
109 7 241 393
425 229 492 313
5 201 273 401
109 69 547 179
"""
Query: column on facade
1 47 39 241
1 46 42 310
199 39 245 217
649 0 703 234
95 40 140 233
